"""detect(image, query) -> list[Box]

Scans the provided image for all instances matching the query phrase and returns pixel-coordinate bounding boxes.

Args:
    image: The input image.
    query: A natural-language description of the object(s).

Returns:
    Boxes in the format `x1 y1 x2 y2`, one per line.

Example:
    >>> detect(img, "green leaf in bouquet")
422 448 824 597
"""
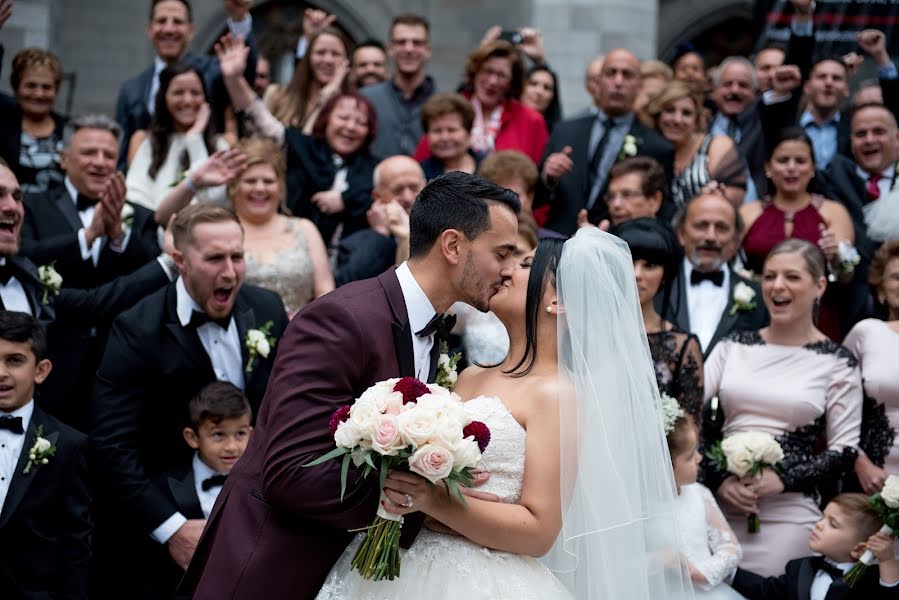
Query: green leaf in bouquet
379 455 389 491
340 452 351 501
364 452 377 471
872 494 899 530
705 442 726 471
302 445 350 467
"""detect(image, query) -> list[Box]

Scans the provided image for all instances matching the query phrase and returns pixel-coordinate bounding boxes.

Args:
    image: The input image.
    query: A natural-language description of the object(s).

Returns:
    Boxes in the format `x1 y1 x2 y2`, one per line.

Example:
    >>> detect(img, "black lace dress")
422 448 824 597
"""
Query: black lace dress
647 328 704 421
700 330 863 576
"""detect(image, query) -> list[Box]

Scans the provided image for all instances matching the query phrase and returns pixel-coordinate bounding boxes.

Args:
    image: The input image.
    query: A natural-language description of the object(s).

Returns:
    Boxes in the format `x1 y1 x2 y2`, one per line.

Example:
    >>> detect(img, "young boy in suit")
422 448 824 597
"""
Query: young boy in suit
149 381 253 598
0 311 91 598
733 493 898 600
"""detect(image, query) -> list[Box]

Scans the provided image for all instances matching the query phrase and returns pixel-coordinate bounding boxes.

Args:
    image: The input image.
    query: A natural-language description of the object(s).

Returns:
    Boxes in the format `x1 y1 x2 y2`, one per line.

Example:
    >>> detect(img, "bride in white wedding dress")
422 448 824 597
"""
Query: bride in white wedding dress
316 229 693 600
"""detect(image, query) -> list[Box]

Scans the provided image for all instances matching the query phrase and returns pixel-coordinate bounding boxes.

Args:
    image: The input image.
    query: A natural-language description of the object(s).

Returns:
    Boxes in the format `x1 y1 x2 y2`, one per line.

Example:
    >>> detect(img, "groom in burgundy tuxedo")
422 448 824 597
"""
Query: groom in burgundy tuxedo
183 172 520 598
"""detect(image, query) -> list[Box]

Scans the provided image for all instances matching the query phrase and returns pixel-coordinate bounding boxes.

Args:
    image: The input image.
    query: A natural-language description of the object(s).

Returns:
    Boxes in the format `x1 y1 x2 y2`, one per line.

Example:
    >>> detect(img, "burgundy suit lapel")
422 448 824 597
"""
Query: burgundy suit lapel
379 268 415 378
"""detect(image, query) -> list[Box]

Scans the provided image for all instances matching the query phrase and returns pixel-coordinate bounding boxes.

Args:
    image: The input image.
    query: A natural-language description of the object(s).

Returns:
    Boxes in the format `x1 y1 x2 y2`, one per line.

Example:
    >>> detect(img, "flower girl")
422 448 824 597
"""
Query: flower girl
664 395 745 599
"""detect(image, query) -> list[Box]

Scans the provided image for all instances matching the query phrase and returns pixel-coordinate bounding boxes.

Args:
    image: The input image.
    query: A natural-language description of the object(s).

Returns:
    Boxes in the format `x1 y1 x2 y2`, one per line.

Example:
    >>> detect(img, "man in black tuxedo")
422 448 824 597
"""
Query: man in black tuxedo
89 204 288 597
0 159 173 427
115 0 257 168
536 48 673 236
335 155 426 286
0 311 91 599
21 114 160 289
662 190 768 357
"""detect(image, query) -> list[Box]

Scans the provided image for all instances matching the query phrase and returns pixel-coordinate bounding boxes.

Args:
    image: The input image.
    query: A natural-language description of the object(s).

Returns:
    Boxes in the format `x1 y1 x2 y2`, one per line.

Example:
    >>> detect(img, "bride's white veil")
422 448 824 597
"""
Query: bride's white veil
543 228 693 599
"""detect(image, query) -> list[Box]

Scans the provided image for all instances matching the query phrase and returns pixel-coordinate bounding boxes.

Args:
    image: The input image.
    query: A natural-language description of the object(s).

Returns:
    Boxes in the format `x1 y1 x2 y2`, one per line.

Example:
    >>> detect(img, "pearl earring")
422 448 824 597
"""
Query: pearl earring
546 306 553 314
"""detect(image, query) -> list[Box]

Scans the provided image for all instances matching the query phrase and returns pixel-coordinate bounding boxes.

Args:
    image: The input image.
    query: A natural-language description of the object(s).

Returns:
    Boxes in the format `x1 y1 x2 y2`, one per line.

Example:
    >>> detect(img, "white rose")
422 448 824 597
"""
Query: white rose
733 282 756 305
760 441 784 465
33 437 51 454
121 204 134 220
433 415 463 449
334 420 363 449
371 415 406 456
247 330 266 345
623 141 637 156
452 437 482 471
446 369 458 385
882 475 899 509
397 407 439 447
408 443 454 483
349 400 381 435
438 354 451 369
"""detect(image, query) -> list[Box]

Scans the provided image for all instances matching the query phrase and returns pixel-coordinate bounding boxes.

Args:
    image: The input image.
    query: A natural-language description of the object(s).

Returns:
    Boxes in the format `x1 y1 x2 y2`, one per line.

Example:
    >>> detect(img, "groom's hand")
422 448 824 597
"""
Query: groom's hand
167 519 206 569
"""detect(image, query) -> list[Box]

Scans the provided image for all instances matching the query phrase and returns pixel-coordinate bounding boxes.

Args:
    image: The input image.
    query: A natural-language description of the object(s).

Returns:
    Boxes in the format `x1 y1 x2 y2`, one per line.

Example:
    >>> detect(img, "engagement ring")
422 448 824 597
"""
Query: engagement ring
402 494 414 508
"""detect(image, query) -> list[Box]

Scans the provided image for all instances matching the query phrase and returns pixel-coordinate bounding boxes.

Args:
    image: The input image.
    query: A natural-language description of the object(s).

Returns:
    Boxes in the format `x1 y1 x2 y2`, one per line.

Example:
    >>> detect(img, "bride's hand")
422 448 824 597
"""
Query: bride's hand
381 471 442 516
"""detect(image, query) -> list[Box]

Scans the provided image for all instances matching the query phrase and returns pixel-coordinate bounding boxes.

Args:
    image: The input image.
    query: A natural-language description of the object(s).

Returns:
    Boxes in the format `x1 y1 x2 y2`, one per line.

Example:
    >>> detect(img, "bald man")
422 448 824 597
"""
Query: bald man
334 156 427 286
536 48 674 236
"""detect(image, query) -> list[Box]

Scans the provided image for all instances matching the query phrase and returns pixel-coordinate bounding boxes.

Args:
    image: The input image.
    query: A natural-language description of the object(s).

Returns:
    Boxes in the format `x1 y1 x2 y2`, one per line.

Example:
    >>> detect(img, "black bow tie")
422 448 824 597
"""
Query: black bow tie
810 556 846 581
690 269 724 287
416 313 456 341
201 474 227 491
76 194 98 212
0 262 14 286
188 310 231 330
0 416 24 434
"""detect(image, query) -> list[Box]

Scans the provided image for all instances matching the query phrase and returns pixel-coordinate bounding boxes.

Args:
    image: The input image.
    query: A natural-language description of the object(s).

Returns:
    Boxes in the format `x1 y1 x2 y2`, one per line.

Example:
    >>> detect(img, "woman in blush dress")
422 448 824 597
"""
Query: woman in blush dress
844 240 899 494
702 238 862 576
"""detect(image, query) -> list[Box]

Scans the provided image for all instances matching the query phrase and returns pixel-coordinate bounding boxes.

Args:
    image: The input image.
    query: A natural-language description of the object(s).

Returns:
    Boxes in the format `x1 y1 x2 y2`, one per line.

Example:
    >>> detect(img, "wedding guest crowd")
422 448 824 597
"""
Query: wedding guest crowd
1 0 898 597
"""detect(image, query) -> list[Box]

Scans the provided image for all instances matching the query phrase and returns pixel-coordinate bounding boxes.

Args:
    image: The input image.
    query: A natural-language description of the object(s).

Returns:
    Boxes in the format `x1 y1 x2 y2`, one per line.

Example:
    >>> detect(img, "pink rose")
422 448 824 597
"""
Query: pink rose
408 444 454 483
371 415 404 455
384 392 404 416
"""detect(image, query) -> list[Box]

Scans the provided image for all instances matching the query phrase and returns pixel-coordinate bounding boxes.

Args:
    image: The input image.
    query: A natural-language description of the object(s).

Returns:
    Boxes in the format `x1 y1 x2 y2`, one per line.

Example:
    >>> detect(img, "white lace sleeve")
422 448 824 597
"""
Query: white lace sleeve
245 97 286 145
693 484 743 589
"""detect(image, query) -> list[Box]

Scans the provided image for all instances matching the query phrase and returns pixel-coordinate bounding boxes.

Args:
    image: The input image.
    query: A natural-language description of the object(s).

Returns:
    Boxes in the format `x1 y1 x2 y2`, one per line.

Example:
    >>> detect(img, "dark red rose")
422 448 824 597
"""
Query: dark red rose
393 377 430 404
328 405 352 437
463 421 491 453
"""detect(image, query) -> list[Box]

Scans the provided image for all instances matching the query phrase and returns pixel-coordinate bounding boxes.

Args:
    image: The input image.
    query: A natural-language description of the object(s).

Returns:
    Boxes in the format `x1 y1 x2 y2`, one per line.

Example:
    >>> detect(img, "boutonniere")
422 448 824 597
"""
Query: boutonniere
245 321 275 374
729 281 757 315
38 263 62 305
834 241 860 280
617 134 641 161
120 203 134 229
435 341 461 390
23 425 56 475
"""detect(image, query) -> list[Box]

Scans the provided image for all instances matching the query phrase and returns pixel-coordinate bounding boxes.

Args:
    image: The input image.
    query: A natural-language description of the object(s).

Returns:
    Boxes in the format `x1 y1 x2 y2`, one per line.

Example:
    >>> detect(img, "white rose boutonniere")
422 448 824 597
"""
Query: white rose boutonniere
434 341 461 390
729 281 757 315
23 425 56 474
617 134 641 161
245 321 275 374
120 203 135 229
38 263 63 305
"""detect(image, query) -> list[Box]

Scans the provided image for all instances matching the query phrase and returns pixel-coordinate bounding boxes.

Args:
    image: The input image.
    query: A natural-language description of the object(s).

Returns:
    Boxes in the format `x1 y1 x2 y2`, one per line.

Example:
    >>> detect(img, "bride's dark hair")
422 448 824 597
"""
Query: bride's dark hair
505 237 566 377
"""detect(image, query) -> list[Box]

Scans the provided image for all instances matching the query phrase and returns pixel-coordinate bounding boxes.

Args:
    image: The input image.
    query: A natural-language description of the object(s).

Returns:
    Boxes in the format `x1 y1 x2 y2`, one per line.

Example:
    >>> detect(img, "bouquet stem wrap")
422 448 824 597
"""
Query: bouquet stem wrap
843 524 894 587
350 492 404 581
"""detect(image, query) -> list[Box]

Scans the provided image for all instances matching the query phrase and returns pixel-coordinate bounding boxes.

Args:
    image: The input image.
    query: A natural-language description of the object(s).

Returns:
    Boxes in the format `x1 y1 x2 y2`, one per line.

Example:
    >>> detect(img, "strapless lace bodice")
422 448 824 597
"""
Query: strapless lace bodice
462 396 526 503
315 395 573 599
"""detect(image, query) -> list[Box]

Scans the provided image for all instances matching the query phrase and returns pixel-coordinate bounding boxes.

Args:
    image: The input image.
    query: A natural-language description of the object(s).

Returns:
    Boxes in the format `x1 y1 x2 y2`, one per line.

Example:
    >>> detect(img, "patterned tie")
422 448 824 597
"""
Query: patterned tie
866 173 882 202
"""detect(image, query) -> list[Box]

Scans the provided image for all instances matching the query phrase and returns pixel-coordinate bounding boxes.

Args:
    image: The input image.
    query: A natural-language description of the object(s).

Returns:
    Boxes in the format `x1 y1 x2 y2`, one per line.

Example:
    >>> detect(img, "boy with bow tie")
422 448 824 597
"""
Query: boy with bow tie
0 311 91 598
733 493 898 600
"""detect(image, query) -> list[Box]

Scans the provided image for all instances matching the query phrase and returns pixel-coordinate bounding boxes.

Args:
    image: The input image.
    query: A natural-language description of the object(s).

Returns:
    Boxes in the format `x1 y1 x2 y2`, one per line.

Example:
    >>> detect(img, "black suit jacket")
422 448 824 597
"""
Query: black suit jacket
0 405 91 599
114 41 257 170
284 130 378 244
661 265 769 358
89 283 287 534
334 228 397 287
733 557 893 600
536 114 674 236
21 185 160 290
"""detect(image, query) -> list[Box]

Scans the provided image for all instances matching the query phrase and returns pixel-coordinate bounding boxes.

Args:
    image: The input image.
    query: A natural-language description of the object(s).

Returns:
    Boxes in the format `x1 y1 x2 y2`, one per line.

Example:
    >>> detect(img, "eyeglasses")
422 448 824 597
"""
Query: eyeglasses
605 189 645 202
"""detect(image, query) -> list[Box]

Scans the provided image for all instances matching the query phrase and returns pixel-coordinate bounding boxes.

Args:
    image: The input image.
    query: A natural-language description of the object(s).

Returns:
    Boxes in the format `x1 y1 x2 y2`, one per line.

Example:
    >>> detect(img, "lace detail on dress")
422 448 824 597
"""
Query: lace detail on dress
860 393 897 467
722 330 764 346
244 218 315 316
676 484 742 591
776 415 857 497
648 330 704 420
803 340 858 369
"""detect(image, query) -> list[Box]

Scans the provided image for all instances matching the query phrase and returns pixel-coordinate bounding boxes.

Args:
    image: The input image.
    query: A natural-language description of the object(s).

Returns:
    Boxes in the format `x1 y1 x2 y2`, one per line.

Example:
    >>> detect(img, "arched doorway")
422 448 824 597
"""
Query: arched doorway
658 0 757 66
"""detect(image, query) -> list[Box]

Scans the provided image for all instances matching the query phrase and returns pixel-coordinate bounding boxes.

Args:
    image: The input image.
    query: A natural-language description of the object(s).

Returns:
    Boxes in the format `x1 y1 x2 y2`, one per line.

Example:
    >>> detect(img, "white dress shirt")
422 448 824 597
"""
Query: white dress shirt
64 177 132 266
684 259 731 353
192 453 224 519
855 163 896 200
0 400 35 514
809 559 852 600
151 279 245 543
0 258 32 314
395 262 437 381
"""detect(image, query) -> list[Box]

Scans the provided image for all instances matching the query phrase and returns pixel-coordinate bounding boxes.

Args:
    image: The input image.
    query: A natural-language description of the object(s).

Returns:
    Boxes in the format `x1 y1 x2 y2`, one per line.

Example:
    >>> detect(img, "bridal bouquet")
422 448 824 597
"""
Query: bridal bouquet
304 377 490 581
843 475 899 587
706 430 784 533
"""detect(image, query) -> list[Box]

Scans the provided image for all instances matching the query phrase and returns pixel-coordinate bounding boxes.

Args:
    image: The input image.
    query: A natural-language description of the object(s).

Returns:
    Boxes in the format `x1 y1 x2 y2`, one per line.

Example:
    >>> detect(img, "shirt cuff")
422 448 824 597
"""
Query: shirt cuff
879 62 898 81
77 228 94 261
150 512 187 544
227 15 252 40
762 89 792 105
296 36 309 59
790 17 814 37
107 226 132 254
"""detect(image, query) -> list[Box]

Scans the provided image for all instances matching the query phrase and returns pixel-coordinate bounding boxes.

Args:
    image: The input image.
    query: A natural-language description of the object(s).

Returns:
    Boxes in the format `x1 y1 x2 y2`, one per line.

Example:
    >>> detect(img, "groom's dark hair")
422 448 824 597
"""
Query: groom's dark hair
408 171 520 258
